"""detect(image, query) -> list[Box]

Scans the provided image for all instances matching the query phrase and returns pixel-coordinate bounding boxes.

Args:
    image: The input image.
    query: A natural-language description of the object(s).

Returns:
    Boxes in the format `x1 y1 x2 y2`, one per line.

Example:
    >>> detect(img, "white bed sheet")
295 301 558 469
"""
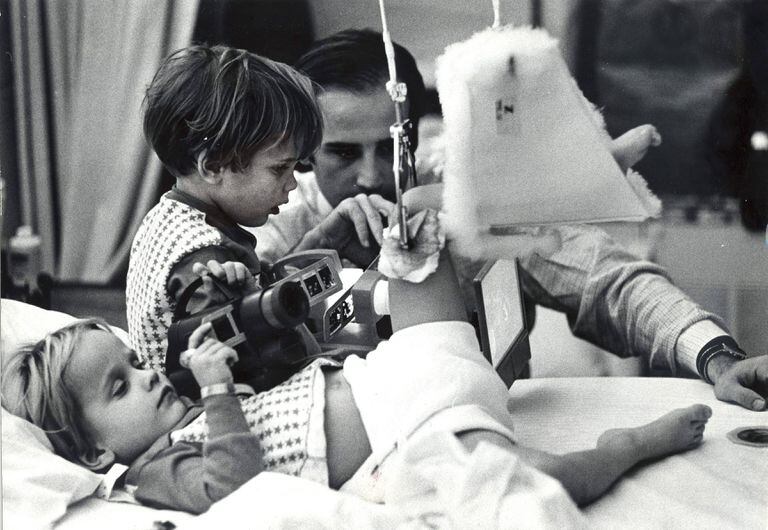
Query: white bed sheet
2 298 584 530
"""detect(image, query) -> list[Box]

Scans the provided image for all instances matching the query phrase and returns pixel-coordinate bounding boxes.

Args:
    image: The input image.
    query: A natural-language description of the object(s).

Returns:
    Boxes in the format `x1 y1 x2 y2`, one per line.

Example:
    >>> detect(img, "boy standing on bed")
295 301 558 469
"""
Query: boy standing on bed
125 44 323 376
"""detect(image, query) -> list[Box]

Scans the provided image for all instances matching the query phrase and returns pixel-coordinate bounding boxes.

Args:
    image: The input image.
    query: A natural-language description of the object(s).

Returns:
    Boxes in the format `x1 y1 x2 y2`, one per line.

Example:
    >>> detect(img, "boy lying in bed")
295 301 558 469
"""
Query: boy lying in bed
1 248 711 515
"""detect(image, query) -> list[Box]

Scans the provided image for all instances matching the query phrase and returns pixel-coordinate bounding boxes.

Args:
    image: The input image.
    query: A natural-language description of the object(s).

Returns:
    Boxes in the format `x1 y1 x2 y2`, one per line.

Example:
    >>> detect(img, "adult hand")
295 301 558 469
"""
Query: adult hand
181 322 238 388
711 354 768 411
295 193 394 265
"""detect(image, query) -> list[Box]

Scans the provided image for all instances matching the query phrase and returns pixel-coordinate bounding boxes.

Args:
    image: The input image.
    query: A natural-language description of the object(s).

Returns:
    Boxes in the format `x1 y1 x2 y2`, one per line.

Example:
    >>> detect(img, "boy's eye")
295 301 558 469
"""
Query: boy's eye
271 164 292 176
111 379 127 397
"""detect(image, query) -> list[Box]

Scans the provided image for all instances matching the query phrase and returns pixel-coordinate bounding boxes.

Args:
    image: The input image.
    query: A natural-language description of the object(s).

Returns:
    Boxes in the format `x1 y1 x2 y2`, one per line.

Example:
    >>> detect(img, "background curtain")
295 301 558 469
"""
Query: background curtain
573 0 752 197
8 0 199 283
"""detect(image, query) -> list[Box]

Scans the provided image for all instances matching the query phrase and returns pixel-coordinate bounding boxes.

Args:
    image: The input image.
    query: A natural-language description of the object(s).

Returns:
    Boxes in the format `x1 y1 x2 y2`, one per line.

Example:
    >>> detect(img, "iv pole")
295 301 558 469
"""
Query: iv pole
378 0 417 249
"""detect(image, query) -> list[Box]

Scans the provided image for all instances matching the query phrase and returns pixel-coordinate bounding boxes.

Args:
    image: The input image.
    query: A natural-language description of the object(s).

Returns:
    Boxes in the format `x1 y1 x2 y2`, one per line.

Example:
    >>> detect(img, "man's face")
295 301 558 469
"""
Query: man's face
65 329 187 463
312 89 402 207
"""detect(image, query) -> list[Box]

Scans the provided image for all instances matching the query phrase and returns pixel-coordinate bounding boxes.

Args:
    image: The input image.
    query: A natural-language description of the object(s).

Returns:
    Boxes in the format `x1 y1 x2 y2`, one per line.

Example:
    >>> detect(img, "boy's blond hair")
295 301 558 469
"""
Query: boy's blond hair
1 319 114 464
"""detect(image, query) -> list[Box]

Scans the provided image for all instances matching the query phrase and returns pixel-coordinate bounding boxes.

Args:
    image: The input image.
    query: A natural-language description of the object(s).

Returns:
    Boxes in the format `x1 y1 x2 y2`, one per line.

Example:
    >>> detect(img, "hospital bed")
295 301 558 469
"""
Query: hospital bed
3 297 766 529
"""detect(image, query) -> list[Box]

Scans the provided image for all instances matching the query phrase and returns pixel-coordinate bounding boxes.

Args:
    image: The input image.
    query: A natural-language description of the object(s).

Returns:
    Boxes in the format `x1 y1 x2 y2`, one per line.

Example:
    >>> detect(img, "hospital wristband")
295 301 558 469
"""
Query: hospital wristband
696 336 747 385
200 382 237 399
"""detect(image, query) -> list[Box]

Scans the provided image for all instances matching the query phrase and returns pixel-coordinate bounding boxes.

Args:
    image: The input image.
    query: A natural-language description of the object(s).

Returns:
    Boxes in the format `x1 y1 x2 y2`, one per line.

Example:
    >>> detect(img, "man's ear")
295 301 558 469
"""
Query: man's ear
77 446 116 472
196 151 222 184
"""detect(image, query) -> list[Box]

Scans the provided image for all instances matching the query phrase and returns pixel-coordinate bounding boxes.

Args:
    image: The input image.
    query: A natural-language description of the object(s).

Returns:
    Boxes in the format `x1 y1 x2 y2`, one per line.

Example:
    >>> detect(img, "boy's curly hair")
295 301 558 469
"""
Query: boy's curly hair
143 44 323 177
1 319 114 464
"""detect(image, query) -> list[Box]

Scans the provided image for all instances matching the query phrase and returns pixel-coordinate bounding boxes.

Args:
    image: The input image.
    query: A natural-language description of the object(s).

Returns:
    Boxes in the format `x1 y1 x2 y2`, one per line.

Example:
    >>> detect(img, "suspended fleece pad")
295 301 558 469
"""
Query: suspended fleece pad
435 26 661 256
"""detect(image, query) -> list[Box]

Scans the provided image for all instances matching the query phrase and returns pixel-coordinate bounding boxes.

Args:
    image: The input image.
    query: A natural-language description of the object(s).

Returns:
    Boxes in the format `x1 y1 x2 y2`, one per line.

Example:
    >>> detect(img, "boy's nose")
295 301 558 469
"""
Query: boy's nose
145 370 160 390
284 171 298 193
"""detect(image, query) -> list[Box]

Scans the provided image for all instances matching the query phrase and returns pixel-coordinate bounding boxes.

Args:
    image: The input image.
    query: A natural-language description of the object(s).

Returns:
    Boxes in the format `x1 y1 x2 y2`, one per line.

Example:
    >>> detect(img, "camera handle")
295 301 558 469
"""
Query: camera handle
173 274 236 320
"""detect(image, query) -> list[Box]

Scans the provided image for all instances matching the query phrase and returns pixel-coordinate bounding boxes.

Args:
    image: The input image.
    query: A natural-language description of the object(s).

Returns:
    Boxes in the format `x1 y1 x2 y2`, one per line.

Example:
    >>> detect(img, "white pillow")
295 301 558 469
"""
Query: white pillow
0 298 130 529
1 408 103 529
1 298 131 359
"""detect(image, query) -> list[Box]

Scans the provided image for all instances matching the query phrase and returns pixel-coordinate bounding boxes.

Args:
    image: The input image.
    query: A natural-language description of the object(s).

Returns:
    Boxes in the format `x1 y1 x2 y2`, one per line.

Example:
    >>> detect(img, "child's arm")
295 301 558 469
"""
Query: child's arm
130 323 263 514
168 249 260 315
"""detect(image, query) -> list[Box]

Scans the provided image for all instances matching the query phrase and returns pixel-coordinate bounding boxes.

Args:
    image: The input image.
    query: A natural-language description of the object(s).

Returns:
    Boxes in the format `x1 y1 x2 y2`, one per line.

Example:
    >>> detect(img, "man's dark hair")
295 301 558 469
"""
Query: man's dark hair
295 28 426 149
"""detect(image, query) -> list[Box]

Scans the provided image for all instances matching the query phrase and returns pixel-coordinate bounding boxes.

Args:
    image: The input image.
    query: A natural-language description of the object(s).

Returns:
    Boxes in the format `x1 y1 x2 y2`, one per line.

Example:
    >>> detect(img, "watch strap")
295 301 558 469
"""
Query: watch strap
696 335 746 385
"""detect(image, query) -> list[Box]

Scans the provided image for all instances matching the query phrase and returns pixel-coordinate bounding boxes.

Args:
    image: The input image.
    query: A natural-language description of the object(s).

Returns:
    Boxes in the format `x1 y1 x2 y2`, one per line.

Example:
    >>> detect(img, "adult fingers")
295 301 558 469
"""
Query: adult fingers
732 357 768 410
340 197 373 248
353 194 385 245
718 382 766 411
301 214 347 250
738 356 768 388
368 194 396 216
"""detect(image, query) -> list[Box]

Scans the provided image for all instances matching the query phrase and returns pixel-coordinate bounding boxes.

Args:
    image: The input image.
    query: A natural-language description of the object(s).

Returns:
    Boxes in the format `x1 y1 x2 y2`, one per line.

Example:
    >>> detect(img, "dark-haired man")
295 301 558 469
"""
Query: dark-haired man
248 28 768 412
249 28 425 267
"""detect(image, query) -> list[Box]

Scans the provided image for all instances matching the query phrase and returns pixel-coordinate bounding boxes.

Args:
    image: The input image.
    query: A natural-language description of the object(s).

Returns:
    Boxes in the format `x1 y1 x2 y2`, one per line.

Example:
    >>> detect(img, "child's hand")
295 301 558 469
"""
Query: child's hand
180 322 238 388
193 260 257 290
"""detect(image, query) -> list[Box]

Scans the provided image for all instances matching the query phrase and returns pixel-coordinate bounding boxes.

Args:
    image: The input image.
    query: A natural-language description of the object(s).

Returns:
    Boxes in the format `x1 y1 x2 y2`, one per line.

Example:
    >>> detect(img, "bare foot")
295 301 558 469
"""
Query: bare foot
597 404 712 461
610 124 662 173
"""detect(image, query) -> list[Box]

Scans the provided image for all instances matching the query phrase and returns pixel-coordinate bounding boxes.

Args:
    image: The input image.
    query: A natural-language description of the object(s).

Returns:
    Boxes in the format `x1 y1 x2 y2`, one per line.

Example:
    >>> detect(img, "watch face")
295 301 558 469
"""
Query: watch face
727 426 768 447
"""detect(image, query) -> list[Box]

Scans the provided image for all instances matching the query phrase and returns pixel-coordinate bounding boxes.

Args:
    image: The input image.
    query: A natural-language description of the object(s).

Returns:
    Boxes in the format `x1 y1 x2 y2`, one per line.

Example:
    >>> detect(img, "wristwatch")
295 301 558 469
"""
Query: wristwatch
696 336 747 385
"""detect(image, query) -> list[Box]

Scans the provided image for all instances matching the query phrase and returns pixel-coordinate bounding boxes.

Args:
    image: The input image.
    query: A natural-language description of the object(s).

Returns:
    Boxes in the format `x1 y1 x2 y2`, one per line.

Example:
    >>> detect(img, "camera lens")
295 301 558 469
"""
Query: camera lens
277 281 309 319
262 280 309 328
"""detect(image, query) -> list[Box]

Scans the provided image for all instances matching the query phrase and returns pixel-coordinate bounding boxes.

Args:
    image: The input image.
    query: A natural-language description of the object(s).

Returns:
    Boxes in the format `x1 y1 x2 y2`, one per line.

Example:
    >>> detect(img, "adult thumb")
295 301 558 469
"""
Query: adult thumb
721 385 766 411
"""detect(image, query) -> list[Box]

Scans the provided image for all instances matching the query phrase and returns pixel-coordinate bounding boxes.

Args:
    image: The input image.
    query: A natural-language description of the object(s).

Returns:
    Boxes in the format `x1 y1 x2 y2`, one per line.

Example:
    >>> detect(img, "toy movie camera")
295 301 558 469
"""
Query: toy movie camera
165 251 349 398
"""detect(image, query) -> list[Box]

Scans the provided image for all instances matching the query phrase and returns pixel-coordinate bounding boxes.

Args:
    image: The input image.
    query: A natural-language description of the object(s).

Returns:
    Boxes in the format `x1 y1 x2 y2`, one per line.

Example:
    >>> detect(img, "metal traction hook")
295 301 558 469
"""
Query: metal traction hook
377 0 417 249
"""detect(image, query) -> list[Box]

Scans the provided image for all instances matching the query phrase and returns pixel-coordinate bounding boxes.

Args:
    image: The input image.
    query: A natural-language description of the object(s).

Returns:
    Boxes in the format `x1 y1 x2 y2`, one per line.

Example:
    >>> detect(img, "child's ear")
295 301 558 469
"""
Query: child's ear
196 151 222 184
295 157 313 173
77 446 116 472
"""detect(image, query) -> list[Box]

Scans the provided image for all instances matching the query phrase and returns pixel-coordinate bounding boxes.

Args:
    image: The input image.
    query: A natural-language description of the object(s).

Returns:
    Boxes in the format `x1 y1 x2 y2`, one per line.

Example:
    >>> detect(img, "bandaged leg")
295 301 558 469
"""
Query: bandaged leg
340 318 517 501
348 245 713 510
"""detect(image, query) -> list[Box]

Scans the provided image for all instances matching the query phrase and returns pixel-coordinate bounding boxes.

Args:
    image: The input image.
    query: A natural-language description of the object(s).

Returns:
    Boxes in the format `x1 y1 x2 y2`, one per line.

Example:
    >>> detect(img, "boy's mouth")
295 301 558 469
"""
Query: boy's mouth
271 200 288 215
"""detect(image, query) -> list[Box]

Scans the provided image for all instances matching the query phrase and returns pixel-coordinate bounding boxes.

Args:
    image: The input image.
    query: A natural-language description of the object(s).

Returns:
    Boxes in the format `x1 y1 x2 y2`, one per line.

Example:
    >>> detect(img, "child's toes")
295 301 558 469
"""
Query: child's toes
635 124 661 147
687 404 713 422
